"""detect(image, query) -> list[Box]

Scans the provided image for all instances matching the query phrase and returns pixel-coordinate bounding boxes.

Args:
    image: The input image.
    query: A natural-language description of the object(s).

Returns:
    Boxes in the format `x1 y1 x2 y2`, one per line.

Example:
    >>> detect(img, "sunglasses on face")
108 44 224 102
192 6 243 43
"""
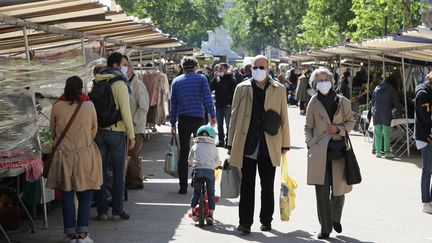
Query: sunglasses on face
252 66 265 70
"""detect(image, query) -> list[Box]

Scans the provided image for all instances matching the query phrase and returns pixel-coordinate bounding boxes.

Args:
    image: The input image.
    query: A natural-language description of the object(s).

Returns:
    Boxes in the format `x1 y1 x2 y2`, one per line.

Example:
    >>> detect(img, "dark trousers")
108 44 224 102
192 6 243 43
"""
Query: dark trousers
299 101 306 111
178 116 205 190
239 154 276 227
315 159 345 234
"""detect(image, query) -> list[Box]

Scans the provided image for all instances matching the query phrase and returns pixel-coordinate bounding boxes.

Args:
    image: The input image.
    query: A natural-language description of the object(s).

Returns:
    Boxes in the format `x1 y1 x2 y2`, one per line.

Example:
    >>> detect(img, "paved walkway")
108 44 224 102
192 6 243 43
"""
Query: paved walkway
4 107 432 243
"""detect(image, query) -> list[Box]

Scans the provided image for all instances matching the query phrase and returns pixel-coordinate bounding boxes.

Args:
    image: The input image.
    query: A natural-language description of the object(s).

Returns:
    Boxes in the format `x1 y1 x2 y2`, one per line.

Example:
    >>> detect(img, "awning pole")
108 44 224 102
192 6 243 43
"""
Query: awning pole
401 51 410 157
382 52 386 79
81 38 86 64
351 55 354 97
22 27 30 64
140 50 143 74
366 54 371 109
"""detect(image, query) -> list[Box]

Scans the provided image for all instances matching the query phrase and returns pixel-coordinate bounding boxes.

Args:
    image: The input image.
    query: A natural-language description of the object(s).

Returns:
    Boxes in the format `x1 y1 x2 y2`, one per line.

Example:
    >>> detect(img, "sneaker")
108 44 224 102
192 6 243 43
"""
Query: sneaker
192 215 199 222
96 214 108 221
376 153 382 158
178 188 187 194
206 215 214 225
112 211 130 221
77 235 93 243
384 153 395 159
63 234 76 243
423 203 432 214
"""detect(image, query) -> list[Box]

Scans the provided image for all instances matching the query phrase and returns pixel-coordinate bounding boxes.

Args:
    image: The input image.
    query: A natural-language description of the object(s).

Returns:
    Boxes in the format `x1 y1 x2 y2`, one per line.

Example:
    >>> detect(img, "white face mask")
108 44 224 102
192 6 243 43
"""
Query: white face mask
252 69 267 81
316 81 332 95
121 66 128 77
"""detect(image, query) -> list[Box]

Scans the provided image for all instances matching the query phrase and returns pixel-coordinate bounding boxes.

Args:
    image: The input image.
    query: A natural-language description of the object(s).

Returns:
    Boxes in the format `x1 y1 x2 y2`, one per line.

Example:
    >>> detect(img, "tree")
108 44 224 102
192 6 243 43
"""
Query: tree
117 0 224 48
349 0 426 41
300 0 355 48
224 0 306 55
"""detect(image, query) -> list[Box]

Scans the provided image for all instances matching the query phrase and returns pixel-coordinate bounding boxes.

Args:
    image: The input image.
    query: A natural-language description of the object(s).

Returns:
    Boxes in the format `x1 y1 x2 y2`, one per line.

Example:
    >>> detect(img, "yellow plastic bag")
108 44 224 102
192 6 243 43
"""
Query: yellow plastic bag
280 154 297 221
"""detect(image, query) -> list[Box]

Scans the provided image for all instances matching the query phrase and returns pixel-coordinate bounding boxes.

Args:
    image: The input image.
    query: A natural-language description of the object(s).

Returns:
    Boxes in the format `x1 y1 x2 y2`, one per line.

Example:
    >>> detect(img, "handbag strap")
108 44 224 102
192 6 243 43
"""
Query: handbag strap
281 154 289 182
170 134 179 147
51 101 83 155
345 131 353 150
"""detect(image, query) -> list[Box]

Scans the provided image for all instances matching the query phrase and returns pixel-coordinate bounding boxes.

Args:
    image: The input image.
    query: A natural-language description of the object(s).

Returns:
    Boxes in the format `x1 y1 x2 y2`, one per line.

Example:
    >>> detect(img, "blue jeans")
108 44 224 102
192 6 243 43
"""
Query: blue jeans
216 106 231 143
94 129 126 215
421 144 432 203
61 190 93 234
191 169 215 210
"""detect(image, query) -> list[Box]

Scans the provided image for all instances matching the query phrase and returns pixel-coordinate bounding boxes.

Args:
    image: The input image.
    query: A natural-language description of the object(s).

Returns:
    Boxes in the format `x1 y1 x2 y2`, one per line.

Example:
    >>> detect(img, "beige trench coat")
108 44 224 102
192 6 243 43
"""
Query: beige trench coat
304 94 356 196
228 77 290 168
46 100 103 192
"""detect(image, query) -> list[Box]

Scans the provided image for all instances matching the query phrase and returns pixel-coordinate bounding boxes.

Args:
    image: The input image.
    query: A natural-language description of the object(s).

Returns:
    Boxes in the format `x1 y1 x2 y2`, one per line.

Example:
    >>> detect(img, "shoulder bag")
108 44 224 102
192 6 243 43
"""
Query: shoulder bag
345 132 362 185
42 101 83 178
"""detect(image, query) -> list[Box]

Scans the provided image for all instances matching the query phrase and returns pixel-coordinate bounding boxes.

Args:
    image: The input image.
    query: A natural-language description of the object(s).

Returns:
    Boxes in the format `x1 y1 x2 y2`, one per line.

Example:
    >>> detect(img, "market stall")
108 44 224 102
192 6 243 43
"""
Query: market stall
280 28 432 157
0 1 183 241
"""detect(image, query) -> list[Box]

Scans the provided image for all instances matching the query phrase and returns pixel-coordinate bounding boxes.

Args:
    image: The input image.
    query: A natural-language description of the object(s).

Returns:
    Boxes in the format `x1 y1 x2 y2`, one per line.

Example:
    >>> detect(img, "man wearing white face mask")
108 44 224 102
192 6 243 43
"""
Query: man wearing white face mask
92 52 135 222
227 55 290 234
304 67 356 239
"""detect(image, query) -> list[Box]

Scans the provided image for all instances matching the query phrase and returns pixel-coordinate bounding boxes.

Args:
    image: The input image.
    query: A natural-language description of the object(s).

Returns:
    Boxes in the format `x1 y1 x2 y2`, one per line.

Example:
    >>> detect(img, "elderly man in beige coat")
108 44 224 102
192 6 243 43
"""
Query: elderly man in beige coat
304 67 356 239
125 60 150 190
227 55 290 234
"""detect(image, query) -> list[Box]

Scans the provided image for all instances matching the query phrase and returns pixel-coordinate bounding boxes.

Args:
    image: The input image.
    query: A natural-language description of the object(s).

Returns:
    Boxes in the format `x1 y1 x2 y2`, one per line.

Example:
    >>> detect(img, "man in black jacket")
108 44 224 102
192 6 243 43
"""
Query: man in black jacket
210 63 237 147
414 72 432 214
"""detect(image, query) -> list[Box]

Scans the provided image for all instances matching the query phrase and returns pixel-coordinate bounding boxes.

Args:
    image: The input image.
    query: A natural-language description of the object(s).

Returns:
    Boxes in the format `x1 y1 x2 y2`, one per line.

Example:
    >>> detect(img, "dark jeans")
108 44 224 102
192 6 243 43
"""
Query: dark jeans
94 129 127 216
421 144 432 203
178 116 205 190
61 190 94 234
239 154 276 227
315 159 345 234
216 106 231 144
191 169 215 210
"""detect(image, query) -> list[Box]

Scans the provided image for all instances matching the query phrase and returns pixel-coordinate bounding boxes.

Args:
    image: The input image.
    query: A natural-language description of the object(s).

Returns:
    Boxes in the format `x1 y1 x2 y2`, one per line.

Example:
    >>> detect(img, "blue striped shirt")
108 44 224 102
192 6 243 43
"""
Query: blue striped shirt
170 73 216 126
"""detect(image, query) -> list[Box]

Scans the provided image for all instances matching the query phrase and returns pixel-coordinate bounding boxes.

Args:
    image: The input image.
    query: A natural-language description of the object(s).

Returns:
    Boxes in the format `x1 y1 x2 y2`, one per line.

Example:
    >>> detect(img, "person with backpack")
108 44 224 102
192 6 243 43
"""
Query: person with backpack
90 52 135 221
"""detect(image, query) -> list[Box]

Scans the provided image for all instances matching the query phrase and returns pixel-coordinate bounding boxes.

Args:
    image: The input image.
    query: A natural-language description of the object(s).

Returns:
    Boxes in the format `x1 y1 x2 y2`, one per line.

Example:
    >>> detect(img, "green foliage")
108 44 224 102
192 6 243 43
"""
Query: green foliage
224 0 306 55
117 0 224 48
349 0 426 41
117 0 427 53
300 0 355 48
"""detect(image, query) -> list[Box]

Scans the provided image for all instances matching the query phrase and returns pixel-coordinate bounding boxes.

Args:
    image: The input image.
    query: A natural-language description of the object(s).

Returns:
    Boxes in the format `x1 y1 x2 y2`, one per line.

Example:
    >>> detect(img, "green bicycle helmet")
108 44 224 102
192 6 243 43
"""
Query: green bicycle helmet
196 125 216 139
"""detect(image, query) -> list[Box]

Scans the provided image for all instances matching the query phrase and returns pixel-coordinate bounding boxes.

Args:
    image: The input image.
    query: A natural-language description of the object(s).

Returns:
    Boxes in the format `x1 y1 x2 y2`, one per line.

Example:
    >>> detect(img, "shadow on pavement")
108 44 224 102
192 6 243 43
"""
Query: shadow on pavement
198 221 374 243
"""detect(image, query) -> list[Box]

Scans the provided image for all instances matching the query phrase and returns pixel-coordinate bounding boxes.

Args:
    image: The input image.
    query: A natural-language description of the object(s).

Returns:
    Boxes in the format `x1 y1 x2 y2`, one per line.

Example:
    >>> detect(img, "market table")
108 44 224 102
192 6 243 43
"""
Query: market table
0 167 35 243
390 118 415 157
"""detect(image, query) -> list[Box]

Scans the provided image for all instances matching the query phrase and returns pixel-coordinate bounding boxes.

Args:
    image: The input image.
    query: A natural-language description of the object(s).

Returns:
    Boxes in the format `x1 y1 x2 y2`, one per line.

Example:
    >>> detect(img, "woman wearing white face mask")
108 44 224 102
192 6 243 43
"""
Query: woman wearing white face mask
304 67 356 239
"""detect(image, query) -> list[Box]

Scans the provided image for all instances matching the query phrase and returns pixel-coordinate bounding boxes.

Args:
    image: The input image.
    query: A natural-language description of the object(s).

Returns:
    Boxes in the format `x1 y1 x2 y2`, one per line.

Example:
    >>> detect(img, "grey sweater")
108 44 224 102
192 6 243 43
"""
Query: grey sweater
188 136 220 170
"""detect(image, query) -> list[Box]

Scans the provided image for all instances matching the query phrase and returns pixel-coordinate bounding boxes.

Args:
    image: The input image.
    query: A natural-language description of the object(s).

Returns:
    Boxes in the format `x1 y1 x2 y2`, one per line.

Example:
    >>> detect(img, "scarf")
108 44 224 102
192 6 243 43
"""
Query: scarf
59 93 89 102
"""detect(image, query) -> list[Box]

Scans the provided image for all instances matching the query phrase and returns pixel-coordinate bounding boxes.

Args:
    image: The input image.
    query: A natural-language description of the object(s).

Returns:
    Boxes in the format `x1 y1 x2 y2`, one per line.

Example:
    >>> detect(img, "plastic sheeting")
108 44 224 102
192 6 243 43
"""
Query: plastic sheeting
0 89 40 161
0 55 102 165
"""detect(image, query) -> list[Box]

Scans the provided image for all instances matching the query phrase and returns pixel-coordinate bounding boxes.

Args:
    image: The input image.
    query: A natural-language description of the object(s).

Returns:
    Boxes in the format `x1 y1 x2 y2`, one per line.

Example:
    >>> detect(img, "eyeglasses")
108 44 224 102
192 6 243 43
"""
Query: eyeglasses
252 66 265 70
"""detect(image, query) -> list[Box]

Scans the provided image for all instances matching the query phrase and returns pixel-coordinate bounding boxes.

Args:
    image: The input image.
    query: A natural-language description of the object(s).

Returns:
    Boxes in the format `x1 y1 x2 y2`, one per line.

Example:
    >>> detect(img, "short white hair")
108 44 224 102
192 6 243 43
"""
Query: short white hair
309 67 334 89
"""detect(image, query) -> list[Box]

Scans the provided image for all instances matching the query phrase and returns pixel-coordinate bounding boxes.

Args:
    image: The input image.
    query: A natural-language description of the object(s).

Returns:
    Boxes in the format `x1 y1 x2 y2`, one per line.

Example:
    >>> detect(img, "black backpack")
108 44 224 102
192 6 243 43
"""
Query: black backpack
89 76 124 128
